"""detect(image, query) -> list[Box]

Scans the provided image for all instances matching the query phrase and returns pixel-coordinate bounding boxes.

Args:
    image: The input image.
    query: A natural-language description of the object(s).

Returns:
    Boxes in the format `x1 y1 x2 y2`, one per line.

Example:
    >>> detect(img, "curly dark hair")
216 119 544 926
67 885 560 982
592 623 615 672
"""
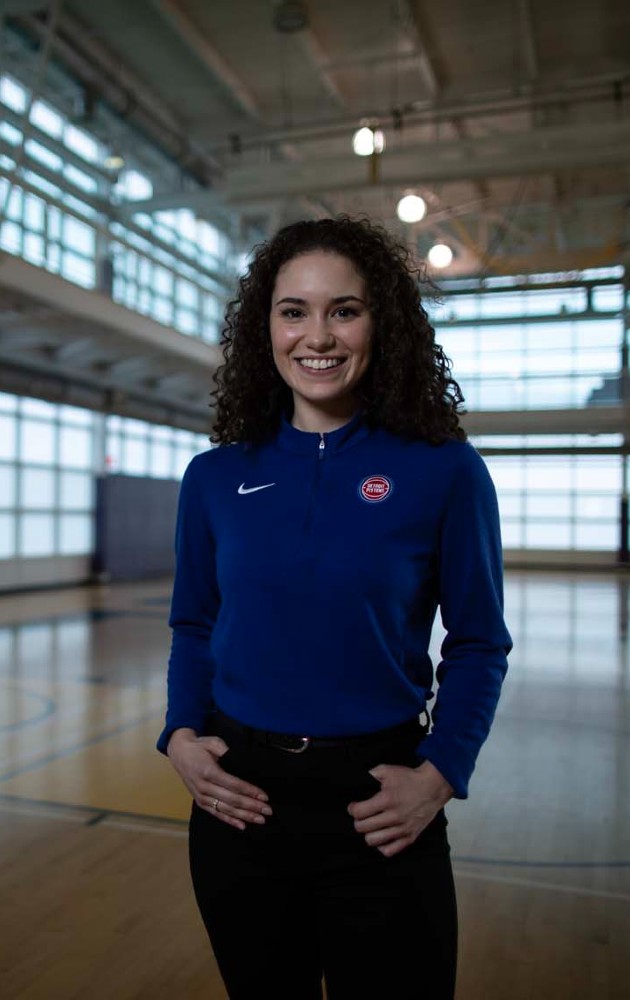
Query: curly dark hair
211 215 466 445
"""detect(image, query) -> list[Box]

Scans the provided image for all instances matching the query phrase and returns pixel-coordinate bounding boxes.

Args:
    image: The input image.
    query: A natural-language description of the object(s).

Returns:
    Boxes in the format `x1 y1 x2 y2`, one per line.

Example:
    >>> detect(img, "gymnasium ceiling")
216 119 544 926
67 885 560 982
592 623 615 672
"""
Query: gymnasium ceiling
5 0 630 277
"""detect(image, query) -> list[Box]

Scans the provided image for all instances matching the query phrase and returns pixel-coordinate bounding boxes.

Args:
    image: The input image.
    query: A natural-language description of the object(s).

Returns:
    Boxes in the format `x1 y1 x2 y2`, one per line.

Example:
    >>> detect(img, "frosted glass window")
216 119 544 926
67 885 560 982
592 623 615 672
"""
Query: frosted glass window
501 520 523 548
448 296 478 320
21 420 55 464
61 252 95 287
20 513 55 556
177 280 198 308
64 124 99 162
199 222 220 255
59 514 91 555
496 493 522 518
573 345 618 374
123 437 147 475
592 286 623 312
525 521 572 548
575 459 621 491
176 309 197 335
174 447 195 478
477 379 521 409
63 217 95 256
0 121 22 145
525 459 572 492
59 405 92 426
574 523 617 550
25 139 62 172
23 232 45 265
575 320 620 350
525 494 572 519
21 468 55 508
124 419 147 436
525 323 573 352
0 415 17 460
0 220 21 253
0 465 16 507
60 472 92 510
0 393 17 412
150 442 172 478
59 425 92 469
104 435 122 472
154 267 173 296
575 495 617 519
22 398 56 418
0 75 27 113
0 513 16 557
30 100 64 138
24 193 45 231
153 298 173 324
479 294 523 319
117 170 153 200
64 164 97 194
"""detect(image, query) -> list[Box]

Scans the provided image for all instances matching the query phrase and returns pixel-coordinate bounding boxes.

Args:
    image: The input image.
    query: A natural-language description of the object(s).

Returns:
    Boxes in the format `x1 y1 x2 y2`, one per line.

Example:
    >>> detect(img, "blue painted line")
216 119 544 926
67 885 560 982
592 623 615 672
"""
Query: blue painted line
0 707 164 783
0 689 56 733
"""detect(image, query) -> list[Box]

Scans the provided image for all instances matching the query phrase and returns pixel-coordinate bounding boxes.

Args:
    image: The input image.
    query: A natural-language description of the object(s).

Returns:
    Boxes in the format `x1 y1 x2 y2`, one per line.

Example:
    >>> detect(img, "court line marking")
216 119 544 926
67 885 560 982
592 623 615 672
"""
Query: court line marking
456 869 630 903
455 854 630 869
0 792 187 828
0 686 56 732
0 708 165 782
2 798 628 901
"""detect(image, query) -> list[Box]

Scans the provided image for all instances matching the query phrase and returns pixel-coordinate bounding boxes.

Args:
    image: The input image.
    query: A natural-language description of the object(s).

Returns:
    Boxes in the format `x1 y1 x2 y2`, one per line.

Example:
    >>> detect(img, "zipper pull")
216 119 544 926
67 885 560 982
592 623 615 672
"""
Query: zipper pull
319 434 325 459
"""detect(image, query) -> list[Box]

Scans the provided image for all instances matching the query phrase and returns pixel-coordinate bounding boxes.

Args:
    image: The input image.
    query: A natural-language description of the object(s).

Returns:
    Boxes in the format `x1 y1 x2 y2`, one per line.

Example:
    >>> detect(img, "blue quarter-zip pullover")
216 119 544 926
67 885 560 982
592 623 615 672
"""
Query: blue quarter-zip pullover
157 411 512 798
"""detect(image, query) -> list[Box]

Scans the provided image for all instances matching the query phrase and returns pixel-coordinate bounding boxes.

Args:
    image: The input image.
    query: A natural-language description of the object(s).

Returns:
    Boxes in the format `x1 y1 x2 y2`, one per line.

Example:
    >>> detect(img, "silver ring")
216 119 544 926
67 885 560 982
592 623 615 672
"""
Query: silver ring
211 797 220 811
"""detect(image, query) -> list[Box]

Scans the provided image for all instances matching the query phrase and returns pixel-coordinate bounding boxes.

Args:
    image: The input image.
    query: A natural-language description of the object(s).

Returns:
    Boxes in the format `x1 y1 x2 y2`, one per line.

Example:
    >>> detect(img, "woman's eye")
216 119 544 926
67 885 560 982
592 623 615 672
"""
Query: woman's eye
335 307 359 319
281 308 304 319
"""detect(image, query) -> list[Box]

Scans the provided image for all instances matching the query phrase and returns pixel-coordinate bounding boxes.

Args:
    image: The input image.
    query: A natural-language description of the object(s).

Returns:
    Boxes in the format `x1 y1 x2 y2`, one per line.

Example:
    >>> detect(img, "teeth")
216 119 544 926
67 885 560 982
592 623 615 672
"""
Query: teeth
298 358 343 370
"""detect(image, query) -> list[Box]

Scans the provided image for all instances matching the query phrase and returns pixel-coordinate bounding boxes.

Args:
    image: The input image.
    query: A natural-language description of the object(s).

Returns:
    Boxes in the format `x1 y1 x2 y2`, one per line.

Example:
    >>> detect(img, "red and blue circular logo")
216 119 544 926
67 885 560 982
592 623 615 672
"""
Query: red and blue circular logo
358 475 394 503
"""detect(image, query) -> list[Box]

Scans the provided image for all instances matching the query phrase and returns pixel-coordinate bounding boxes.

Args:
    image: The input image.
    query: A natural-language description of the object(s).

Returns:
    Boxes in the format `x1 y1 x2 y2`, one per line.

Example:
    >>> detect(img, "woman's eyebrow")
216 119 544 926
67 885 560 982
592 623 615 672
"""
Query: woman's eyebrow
274 295 366 306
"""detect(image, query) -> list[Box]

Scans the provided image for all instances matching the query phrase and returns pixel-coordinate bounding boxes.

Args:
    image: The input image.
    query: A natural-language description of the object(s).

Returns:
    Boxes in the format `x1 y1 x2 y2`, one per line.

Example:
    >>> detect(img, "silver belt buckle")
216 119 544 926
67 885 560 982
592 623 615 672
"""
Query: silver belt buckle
284 736 311 754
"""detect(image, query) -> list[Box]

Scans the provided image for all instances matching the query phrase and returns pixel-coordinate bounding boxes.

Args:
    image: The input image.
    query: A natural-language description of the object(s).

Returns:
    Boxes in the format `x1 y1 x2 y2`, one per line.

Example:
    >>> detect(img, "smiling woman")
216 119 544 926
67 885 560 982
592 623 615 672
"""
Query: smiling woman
158 216 512 1000
269 251 373 431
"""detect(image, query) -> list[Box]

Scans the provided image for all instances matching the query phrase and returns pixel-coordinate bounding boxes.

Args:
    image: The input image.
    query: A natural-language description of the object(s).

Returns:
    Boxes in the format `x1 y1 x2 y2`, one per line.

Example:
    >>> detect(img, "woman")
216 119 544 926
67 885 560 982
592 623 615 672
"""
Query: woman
158 216 512 999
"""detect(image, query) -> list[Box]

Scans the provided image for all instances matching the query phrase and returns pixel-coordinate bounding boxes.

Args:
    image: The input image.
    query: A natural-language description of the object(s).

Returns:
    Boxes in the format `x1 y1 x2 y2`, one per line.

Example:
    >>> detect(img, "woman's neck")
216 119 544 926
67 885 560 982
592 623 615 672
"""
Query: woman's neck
290 397 361 434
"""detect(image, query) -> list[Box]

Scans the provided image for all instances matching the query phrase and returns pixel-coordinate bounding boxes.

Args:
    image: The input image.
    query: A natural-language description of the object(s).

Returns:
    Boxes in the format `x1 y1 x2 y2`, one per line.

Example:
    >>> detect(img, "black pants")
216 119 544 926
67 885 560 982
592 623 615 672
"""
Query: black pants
189 712 457 1000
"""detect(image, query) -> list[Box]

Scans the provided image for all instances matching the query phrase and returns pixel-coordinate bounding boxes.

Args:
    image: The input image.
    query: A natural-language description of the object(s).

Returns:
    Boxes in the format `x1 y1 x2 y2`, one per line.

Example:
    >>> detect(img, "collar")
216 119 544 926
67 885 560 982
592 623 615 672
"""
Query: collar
276 409 371 455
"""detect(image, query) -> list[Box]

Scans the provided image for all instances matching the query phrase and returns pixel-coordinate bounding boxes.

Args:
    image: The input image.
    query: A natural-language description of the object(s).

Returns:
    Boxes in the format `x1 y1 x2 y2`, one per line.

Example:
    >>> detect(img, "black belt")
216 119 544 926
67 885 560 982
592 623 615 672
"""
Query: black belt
214 709 428 755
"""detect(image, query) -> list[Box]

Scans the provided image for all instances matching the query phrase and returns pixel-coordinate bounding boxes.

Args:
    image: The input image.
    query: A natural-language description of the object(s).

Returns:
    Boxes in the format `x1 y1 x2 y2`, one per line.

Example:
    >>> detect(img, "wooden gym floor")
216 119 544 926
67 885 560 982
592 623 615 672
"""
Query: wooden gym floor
0 571 629 999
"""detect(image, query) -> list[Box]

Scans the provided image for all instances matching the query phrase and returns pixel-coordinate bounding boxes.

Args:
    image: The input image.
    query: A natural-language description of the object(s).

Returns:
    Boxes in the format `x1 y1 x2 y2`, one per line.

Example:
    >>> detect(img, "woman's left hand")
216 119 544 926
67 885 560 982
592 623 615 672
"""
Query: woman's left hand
348 760 454 858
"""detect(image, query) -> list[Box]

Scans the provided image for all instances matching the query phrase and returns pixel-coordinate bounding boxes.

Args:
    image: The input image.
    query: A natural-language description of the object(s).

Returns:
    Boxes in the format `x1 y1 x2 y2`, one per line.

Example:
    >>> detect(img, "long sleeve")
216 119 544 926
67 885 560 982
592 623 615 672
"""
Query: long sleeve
156 455 221 754
419 444 513 798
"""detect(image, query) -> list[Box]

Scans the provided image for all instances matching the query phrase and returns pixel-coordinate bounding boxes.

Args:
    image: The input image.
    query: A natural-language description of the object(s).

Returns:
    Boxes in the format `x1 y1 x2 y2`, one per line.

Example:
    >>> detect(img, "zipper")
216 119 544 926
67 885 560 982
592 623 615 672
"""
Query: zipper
303 433 326 534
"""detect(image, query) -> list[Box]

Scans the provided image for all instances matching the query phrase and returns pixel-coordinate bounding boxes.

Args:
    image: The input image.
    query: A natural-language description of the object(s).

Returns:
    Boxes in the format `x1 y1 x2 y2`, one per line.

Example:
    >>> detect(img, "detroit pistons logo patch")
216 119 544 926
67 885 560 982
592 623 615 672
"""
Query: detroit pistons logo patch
358 475 394 503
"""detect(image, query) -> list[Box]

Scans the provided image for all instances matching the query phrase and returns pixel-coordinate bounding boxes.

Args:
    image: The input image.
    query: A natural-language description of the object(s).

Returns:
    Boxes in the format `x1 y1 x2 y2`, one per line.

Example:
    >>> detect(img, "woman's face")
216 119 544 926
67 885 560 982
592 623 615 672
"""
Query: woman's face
269 251 373 420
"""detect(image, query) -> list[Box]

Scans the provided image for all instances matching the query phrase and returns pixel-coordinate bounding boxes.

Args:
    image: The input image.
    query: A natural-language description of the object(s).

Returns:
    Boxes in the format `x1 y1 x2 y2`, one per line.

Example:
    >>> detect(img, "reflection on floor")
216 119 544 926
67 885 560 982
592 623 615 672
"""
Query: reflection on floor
1 572 629 999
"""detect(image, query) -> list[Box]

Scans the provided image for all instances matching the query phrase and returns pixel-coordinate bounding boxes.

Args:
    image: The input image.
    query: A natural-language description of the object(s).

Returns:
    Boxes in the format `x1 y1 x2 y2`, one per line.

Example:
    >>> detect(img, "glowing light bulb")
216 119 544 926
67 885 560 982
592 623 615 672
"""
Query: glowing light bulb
427 243 453 268
396 194 427 223
352 126 385 156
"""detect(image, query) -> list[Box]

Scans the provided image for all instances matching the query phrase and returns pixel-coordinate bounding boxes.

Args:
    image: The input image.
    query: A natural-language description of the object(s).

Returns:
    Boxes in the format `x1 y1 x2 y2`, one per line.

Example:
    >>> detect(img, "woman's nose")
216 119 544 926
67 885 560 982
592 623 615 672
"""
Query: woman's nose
304 317 335 349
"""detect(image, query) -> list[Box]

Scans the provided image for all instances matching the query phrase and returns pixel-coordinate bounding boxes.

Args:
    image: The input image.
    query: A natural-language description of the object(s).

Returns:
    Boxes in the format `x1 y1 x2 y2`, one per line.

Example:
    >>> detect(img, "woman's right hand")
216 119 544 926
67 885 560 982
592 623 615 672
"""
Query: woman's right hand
166 728 272 831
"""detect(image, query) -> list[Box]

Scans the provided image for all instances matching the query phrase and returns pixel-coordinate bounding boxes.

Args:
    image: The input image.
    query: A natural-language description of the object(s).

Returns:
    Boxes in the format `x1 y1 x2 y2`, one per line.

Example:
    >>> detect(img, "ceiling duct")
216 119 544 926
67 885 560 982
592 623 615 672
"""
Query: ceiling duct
273 1 309 34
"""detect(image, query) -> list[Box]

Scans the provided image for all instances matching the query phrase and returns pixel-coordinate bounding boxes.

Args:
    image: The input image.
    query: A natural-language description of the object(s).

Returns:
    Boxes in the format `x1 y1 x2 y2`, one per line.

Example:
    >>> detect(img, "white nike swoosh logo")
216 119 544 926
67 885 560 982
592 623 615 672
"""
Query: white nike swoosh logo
238 482 276 494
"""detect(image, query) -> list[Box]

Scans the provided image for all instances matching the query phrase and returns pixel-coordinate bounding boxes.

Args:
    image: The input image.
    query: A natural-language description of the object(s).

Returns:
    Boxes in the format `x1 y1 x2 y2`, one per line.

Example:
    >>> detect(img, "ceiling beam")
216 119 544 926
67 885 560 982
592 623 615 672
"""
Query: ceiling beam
296 27 348 106
220 120 630 202
402 0 442 99
518 0 539 83
148 0 261 120
1 1 49 15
